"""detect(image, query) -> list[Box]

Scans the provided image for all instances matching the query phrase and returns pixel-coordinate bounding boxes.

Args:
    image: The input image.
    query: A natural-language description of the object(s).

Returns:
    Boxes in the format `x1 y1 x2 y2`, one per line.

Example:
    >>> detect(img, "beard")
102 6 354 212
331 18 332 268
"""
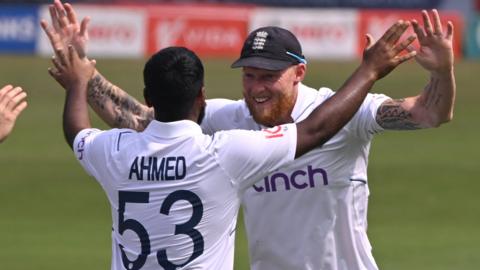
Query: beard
246 91 296 127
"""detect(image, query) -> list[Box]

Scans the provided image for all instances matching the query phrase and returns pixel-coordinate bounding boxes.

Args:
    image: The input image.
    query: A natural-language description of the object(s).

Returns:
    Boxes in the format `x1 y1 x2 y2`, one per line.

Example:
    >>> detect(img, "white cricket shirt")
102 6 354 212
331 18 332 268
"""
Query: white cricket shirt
201 83 390 270
73 120 297 270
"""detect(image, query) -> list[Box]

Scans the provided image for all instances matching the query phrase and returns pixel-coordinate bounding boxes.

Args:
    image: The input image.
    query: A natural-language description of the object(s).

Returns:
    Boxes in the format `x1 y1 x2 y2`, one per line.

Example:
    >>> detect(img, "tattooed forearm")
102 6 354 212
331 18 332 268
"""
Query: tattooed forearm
87 73 153 131
376 99 421 130
423 77 442 109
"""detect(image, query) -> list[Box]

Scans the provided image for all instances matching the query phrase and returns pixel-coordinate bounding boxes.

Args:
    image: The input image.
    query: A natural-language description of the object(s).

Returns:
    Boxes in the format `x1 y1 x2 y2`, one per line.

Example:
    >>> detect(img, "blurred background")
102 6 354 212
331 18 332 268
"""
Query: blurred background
0 0 479 269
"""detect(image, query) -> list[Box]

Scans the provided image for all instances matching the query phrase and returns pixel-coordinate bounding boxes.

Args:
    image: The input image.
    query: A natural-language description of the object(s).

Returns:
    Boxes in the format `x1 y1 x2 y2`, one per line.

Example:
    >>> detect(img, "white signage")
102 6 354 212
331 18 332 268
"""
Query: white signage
250 8 359 60
37 5 146 58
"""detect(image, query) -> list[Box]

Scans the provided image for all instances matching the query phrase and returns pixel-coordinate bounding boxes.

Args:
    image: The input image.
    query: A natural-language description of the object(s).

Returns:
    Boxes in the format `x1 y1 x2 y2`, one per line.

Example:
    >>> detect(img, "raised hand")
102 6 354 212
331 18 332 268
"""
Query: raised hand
362 20 417 80
40 0 90 58
49 45 96 91
411 9 454 74
0 85 27 143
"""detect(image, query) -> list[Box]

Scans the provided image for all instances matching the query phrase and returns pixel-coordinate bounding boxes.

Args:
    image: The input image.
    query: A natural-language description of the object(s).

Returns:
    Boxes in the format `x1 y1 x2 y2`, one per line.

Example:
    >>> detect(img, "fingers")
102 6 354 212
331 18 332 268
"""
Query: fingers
446 21 454 40
79 16 90 39
48 67 61 79
12 101 28 117
41 19 61 46
6 90 27 113
0 85 13 97
68 44 79 64
395 51 417 65
431 9 443 35
0 85 13 105
54 0 69 28
55 47 68 66
411 19 426 42
422 10 434 36
379 20 410 45
417 10 453 41
392 34 417 55
49 4 60 32
0 86 25 109
364 34 374 50
64 3 78 25
51 55 64 72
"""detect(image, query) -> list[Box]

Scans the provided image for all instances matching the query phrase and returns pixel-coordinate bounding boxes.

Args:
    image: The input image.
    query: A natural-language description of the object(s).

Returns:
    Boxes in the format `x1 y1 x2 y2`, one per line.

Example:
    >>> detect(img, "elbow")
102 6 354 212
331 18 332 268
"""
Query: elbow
444 110 454 123
439 109 454 126
426 111 453 128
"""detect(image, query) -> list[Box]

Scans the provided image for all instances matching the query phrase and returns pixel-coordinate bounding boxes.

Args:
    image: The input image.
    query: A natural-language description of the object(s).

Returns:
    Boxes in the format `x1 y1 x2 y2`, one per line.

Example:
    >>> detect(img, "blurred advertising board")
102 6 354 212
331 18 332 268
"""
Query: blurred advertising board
358 10 464 57
465 14 480 58
250 8 358 60
146 5 251 58
233 0 441 9
0 5 38 54
37 5 146 58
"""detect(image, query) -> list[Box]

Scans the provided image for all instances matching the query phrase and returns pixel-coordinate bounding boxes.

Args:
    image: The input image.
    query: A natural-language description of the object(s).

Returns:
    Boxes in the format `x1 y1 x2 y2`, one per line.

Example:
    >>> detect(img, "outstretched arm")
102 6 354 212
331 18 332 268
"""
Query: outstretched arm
41 0 153 131
86 72 153 130
376 9 455 130
296 20 416 158
49 45 96 149
0 85 27 143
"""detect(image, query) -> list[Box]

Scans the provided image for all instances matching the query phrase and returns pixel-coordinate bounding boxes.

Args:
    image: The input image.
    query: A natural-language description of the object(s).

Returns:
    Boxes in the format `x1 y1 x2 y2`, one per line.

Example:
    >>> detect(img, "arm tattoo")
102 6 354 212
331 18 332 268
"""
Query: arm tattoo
423 77 442 109
87 73 153 130
376 99 421 130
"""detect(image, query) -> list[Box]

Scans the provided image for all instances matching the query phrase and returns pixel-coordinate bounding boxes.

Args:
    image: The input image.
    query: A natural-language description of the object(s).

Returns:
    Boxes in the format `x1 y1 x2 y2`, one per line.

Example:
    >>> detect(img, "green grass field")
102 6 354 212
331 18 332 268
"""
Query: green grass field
0 55 479 270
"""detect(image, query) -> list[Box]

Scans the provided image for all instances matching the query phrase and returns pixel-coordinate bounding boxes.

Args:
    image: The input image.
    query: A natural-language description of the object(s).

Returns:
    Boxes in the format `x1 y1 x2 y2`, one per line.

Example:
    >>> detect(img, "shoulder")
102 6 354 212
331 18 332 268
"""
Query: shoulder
74 128 138 155
202 98 253 133
206 124 297 180
206 98 247 118
300 84 335 104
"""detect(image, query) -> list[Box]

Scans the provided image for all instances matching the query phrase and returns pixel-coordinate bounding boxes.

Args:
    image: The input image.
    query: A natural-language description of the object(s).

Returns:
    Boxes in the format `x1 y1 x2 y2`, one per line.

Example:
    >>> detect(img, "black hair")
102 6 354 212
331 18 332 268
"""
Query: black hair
143 47 204 122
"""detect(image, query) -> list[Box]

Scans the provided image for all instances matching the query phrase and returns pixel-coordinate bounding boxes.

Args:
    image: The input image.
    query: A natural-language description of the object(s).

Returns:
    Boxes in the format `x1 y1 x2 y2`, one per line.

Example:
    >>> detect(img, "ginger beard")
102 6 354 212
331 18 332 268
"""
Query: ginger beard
242 66 299 127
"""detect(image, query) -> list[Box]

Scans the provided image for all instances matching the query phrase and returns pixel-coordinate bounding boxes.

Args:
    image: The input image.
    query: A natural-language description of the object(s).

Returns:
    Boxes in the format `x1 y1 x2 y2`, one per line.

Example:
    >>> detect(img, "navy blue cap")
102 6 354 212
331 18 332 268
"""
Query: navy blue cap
231 26 306 71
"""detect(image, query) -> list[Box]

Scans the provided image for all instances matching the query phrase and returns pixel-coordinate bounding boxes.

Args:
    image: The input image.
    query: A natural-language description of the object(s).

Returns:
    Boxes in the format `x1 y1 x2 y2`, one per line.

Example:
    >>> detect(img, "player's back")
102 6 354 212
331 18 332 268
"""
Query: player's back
74 119 296 270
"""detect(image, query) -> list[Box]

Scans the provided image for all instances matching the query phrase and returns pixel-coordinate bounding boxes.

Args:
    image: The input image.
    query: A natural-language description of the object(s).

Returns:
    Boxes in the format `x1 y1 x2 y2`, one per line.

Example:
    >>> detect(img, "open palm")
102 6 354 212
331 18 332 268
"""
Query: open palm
412 9 454 74
41 0 89 58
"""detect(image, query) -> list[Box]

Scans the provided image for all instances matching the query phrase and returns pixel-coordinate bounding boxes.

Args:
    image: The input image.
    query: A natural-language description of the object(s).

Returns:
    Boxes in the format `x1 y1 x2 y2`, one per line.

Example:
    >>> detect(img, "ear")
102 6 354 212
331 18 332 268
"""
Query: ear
143 88 153 107
294 63 306 83
197 87 206 105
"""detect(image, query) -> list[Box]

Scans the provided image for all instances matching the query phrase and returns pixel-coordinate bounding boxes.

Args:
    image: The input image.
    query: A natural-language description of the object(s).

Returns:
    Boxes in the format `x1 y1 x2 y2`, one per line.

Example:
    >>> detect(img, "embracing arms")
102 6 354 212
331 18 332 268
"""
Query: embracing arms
51 21 415 158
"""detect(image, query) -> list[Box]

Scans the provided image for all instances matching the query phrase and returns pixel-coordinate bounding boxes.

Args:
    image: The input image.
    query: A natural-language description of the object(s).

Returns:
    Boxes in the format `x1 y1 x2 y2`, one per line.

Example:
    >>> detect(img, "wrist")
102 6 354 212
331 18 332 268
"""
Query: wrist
68 80 89 93
357 62 379 82
431 66 454 78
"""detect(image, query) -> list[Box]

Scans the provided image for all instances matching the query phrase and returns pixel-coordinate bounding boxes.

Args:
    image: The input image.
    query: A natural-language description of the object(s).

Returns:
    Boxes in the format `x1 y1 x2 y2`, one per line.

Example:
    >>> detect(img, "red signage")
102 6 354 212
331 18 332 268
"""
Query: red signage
358 10 464 57
146 5 252 58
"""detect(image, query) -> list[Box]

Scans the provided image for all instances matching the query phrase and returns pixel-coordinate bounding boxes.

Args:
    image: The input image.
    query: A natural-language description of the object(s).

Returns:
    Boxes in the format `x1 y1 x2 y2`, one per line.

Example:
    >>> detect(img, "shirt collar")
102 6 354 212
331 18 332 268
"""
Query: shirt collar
290 82 320 122
144 120 202 138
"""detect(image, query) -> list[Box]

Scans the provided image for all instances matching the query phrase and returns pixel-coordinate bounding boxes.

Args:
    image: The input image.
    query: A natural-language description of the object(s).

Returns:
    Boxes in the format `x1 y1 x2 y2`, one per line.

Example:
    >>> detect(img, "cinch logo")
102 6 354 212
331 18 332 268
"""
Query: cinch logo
253 165 328 192
76 131 94 160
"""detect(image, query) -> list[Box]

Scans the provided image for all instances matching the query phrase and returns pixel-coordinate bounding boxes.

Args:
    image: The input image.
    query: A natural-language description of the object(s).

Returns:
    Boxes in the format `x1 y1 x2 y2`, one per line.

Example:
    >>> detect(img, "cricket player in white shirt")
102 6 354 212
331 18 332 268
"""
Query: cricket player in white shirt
49 19 415 269
43 1 454 269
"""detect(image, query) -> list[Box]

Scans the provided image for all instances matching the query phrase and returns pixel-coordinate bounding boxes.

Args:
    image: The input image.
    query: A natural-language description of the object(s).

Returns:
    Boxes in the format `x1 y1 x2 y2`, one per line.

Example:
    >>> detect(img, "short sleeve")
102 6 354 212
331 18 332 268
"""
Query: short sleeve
211 123 297 192
349 93 391 140
73 128 108 178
